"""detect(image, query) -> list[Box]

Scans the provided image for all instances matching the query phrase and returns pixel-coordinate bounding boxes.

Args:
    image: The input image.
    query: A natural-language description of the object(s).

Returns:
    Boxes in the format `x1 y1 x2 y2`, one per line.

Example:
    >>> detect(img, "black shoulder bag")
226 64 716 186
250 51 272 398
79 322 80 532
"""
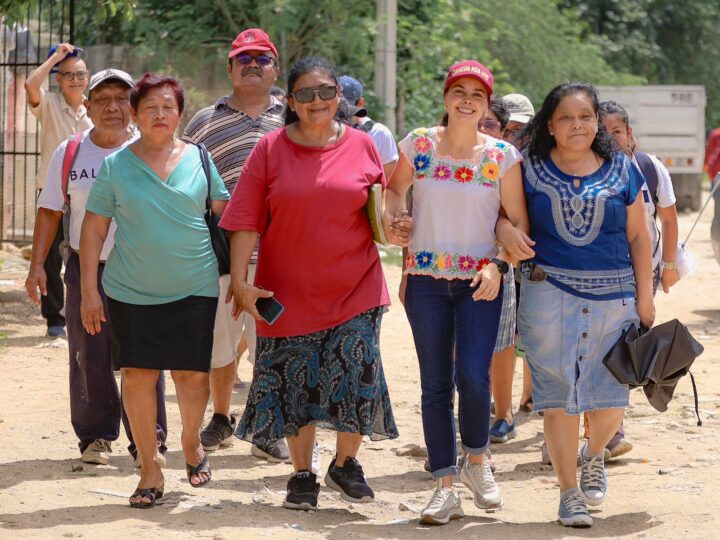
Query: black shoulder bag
198 143 231 275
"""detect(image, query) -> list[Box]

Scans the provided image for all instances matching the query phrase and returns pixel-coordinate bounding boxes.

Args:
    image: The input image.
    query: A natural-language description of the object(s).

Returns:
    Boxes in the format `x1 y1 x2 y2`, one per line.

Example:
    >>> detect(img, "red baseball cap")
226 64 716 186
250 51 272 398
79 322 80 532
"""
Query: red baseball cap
443 60 494 99
228 28 279 59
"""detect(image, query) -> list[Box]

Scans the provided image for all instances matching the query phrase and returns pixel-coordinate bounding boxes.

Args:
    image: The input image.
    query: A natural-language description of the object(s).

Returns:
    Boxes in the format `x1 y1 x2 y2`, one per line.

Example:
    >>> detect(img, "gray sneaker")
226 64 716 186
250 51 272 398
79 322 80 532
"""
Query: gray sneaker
251 438 291 463
579 442 607 506
459 458 503 509
81 439 111 465
420 482 464 525
558 487 593 528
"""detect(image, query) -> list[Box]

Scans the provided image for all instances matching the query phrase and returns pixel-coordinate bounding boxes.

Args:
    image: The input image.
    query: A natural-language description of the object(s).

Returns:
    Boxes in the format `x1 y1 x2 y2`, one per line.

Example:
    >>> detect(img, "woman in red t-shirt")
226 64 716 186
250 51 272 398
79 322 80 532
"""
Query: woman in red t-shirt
220 56 409 511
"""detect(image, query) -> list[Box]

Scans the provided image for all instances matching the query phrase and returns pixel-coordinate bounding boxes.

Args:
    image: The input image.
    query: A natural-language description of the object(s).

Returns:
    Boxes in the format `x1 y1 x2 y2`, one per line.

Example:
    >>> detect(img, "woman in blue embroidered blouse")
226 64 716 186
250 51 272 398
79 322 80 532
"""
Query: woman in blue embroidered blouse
517 82 653 528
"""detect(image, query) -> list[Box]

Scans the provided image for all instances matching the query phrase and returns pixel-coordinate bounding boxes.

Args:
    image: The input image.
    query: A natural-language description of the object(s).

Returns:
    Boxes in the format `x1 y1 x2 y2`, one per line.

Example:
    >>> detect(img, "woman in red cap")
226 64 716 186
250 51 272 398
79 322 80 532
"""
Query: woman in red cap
384 60 530 524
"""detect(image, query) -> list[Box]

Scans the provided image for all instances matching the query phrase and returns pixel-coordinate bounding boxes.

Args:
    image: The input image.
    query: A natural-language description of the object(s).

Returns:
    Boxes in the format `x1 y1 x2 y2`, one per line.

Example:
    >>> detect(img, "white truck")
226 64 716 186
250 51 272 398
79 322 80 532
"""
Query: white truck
597 85 706 211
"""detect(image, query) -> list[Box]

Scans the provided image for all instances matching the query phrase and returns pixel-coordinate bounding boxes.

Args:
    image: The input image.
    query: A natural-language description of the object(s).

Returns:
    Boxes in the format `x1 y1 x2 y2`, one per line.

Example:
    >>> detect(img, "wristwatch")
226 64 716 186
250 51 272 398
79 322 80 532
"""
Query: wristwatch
661 261 677 271
489 257 509 274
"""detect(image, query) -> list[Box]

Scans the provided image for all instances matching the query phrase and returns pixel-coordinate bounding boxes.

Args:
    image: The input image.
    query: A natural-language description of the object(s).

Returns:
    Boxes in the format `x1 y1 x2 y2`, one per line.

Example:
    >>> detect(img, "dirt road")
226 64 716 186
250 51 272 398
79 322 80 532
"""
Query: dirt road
0 197 718 539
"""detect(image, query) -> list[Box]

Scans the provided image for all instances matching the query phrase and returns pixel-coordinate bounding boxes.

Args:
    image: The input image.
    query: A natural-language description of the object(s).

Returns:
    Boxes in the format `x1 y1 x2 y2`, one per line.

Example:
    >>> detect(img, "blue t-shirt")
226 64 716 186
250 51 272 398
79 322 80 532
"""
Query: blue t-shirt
522 151 644 299
86 144 230 305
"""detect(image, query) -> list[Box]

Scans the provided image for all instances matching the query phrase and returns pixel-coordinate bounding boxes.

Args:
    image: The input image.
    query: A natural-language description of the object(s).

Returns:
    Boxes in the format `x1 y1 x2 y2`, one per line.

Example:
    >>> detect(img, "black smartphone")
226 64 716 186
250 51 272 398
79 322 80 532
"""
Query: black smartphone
256 295 285 325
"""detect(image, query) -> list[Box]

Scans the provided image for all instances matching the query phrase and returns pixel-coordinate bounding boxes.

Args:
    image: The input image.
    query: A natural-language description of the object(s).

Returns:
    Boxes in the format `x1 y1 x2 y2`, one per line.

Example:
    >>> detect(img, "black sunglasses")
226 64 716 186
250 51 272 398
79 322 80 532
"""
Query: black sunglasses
233 53 275 66
290 85 338 104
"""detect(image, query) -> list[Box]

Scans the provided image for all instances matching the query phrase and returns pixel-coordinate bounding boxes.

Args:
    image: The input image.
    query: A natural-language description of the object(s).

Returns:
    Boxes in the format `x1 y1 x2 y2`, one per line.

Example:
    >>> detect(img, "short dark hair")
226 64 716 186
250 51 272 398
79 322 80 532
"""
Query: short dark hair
130 72 184 114
599 100 630 127
489 95 509 129
284 57 337 125
525 82 614 161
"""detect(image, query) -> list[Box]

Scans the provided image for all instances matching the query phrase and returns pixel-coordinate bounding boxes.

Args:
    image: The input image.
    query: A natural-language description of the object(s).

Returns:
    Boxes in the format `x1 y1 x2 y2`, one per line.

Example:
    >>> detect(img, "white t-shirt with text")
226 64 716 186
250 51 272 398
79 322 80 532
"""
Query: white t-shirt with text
37 129 129 261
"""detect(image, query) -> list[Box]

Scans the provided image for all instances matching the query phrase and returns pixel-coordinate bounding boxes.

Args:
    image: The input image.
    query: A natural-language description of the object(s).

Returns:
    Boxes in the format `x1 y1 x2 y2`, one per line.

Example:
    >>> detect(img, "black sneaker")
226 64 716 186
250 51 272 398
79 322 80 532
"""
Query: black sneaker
283 471 320 510
324 457 374 503
200 413 236 452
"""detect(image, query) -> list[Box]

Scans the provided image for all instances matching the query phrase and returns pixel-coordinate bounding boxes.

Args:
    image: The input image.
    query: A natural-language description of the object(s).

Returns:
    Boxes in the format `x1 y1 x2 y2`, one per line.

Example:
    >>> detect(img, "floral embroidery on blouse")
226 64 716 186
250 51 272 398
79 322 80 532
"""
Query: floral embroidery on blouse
406 249 491 277
405 128 509 188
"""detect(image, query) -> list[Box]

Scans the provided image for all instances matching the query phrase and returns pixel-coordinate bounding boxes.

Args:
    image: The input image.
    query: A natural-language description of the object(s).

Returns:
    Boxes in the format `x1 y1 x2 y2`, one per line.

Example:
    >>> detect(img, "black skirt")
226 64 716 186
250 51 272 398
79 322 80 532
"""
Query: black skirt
107 295 218 372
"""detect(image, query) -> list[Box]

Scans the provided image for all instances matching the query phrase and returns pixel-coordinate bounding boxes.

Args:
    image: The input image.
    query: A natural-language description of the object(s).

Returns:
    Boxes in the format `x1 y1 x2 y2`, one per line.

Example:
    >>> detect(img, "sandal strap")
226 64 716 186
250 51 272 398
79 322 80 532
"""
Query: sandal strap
186 454 210 476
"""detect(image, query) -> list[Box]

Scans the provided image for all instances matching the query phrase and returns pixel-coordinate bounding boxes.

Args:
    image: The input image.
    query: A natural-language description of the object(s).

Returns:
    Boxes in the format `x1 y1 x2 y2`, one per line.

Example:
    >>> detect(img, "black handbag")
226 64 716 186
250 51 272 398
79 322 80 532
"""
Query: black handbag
198 144 231 275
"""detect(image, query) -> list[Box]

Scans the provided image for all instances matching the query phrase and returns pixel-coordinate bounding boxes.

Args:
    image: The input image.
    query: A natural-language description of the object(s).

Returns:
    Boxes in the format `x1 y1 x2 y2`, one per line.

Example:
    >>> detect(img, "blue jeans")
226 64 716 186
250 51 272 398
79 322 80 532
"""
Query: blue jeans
404 274 503 478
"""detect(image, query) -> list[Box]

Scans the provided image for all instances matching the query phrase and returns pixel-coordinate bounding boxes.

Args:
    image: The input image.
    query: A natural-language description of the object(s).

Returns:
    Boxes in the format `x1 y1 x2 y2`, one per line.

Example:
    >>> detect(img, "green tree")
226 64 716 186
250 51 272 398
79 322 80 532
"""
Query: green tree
563 0 720 128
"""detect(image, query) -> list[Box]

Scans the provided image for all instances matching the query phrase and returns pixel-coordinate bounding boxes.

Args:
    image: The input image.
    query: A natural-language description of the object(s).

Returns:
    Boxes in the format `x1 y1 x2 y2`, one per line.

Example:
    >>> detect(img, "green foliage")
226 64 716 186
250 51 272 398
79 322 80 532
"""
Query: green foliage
563 0 720 128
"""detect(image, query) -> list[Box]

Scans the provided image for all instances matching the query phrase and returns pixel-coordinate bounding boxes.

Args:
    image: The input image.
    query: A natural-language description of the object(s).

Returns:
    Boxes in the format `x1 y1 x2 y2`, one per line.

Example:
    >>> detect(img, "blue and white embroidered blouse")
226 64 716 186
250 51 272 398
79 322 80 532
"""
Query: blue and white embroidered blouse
522 150 644 300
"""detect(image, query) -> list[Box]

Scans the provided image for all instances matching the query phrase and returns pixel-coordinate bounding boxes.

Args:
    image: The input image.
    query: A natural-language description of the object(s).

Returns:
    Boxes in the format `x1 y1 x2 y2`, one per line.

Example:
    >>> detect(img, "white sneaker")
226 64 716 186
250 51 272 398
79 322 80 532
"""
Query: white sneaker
460 458 503 509
420 481 464 525
311 442 322 476
81 439 111 465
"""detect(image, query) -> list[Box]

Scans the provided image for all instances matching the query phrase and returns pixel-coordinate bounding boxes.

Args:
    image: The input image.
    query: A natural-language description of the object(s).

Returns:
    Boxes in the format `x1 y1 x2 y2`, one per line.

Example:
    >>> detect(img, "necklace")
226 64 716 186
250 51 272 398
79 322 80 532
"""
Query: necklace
553 151 600 189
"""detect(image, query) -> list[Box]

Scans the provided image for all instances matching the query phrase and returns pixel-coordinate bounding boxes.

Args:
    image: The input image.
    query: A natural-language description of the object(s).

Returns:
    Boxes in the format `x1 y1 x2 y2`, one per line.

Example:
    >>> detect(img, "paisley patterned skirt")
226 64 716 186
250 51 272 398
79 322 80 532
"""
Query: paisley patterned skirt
235 307 399 446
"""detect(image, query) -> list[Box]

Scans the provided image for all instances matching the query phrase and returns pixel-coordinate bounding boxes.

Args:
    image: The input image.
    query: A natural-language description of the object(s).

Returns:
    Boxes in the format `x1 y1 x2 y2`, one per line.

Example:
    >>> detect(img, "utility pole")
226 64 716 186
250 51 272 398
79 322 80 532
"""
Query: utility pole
374 0 397 134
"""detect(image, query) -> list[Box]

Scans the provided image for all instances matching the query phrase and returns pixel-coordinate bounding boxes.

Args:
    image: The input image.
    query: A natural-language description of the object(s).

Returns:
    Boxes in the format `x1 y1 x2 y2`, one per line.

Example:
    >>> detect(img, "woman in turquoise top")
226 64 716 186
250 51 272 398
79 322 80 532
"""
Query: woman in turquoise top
80 73 229 509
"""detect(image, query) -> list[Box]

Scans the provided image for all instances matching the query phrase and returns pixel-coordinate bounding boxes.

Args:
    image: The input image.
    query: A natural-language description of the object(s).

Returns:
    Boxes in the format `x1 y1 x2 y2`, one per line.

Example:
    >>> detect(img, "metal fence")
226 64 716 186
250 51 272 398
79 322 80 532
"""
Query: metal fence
1 1 75 244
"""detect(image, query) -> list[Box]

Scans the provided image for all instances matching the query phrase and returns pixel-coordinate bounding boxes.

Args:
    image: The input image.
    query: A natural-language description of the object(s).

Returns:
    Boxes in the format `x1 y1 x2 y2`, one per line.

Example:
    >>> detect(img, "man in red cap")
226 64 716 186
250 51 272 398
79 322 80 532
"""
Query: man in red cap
183 28 289 463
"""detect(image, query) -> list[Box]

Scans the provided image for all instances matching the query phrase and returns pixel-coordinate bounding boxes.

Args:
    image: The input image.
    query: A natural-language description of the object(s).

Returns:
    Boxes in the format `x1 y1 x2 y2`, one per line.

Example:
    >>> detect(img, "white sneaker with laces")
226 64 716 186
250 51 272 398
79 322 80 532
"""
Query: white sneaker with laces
460 458 503 508
420 481 464 525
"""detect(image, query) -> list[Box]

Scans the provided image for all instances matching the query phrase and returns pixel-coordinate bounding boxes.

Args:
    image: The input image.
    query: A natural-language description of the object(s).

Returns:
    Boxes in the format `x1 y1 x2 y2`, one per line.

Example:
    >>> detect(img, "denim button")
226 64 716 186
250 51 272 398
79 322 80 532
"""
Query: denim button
582 332 588 338
579 355 584 361
582 308 589 314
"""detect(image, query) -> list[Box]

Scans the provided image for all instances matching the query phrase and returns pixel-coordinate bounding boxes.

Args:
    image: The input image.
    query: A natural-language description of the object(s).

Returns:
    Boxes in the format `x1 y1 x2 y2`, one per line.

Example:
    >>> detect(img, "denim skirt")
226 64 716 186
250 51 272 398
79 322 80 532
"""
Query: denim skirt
517 277 638 415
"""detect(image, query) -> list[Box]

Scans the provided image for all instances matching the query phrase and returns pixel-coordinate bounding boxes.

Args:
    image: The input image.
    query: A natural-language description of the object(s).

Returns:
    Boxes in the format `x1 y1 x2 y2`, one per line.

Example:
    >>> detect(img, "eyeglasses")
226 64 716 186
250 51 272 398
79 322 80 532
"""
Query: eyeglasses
290 85 338 104
478 119 501 131
58 70 89 81
232 53 276 66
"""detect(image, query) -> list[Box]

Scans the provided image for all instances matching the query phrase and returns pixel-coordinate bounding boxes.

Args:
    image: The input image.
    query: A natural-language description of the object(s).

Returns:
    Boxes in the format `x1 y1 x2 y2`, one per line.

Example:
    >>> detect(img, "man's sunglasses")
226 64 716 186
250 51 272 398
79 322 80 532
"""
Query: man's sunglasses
232 53 276 66
478 119 501 131
290 85 338 104
58 70 89 81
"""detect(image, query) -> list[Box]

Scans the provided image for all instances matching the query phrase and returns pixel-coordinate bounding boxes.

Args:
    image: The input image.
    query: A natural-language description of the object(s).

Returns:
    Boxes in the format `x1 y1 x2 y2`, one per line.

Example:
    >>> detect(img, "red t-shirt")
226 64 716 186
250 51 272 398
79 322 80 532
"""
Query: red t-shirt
220 126 390 338
705 128 720 181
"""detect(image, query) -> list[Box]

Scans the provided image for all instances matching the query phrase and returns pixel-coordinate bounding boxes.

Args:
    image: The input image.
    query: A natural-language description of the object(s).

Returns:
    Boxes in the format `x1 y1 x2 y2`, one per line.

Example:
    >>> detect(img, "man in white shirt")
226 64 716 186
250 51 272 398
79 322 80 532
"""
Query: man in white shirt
338 75 398 180
24 69 167 467
25 43 93 337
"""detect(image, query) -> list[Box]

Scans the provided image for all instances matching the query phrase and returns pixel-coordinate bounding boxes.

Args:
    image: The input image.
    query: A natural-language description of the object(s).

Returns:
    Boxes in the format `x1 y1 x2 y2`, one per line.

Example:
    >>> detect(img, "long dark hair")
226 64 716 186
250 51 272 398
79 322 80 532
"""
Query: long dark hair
284 57 338 125
525 82 614 161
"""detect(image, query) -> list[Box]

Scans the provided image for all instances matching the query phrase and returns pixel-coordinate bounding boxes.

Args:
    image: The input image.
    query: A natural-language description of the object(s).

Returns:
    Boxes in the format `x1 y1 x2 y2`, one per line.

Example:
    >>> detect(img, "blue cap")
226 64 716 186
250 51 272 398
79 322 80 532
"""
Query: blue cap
47 44 83 74
338 75 363 105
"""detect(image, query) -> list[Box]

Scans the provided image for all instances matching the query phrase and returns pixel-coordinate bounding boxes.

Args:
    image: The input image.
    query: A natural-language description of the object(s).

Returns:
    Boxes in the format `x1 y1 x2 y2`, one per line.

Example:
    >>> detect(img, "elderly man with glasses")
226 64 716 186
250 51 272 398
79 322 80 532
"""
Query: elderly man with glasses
182 28 290 464
25 43 93 338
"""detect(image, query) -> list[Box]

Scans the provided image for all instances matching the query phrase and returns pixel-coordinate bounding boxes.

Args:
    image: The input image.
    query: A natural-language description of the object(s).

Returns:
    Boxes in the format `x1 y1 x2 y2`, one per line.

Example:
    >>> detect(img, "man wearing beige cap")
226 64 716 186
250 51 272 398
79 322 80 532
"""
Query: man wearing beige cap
502 93 535 149
25 69 167 467
183 28 290 463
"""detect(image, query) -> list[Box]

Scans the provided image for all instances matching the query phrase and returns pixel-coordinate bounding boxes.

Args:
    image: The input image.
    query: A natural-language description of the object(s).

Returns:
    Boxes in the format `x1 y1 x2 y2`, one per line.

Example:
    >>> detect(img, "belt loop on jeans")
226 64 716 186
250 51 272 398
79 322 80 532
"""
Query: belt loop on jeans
71 247 106 265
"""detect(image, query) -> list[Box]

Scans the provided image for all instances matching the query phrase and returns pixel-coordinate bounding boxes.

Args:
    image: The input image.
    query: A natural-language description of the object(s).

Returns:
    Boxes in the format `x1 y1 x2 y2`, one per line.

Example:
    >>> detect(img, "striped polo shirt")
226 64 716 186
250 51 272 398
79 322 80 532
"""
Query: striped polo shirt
182 95 284 194
183 95 284 265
